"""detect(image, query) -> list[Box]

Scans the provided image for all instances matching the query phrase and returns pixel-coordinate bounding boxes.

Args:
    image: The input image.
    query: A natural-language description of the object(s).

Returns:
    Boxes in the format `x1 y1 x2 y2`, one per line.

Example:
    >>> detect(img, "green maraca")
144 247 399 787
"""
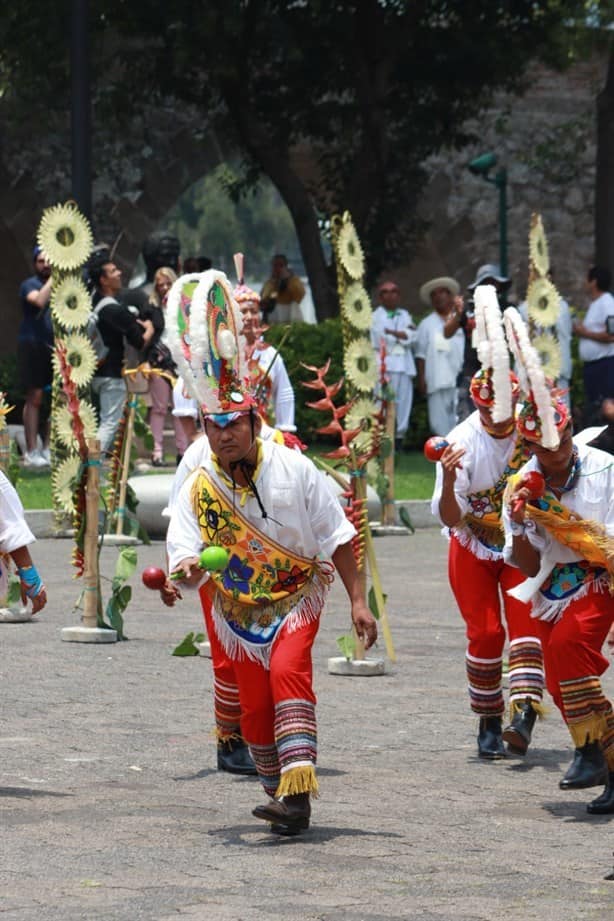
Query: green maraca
199 545 230 572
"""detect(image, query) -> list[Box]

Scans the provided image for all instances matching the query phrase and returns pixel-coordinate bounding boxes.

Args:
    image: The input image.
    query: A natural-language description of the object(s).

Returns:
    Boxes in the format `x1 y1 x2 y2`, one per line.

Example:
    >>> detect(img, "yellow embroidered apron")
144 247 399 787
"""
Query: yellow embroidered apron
191 471 333 657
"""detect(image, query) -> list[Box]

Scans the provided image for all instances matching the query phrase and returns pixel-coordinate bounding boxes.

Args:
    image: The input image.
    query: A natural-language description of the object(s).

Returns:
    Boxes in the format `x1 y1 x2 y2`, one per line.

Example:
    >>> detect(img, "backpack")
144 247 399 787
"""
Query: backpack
86 296 116 367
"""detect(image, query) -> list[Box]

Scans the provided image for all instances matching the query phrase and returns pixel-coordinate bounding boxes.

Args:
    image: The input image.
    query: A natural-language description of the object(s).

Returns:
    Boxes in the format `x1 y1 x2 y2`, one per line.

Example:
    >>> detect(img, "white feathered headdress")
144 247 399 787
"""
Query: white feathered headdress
165 269 254 415
470 284 516 422
503 306 568 449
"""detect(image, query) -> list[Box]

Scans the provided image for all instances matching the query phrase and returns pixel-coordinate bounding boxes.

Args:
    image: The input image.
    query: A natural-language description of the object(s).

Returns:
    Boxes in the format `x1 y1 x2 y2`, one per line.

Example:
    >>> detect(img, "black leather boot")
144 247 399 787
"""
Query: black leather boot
217 737 258 775
559 740 608 789
252 793 311 836
502 697 538 755
587 771 614 814
477 716 505 759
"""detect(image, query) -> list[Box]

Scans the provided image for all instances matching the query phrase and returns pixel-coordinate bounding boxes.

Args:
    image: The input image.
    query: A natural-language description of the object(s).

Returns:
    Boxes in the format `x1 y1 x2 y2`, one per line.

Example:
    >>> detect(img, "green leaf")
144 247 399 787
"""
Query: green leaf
336 633 355 661
105 596 125 640
398 506 415 534
172 631 202 656
7 573 22 606
367 585 385 620
115 547 137 582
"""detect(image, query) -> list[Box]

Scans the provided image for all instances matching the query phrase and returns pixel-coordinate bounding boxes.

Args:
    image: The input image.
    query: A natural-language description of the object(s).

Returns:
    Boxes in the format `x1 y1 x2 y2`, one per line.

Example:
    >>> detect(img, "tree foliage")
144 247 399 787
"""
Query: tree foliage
0 1 600 317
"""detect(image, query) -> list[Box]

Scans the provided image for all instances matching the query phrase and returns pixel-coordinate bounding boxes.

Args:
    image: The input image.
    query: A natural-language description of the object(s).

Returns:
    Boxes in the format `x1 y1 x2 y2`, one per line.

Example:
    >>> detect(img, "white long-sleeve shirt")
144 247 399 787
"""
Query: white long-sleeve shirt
167 437 355 572
370 306 417 376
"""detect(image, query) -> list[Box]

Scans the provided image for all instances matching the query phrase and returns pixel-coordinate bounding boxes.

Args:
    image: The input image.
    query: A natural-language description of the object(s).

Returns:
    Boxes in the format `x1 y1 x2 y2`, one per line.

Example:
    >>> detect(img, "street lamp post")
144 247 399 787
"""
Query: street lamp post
71 0 92 220
468 152 508 277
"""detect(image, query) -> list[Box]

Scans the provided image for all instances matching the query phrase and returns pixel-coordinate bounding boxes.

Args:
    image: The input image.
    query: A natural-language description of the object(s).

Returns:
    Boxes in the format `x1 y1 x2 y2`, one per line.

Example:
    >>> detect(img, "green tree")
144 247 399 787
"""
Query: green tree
0 1 601 319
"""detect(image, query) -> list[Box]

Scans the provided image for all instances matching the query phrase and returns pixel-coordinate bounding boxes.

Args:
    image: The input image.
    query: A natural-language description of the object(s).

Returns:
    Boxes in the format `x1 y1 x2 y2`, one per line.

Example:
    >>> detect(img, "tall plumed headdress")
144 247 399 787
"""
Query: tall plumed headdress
232 251 261 305
470 284 517 421
165 269 255 416
503 306 569 448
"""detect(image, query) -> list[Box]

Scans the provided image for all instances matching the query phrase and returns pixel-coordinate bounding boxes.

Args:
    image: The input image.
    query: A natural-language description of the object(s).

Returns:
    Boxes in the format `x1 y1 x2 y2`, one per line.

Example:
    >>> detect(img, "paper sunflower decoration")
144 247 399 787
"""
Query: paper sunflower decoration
52 454 81 514
344 338 377 392
336 215 365 281
51 276 92 330
529 214 550 277
527 276 560 328
346 397 378 453
341 282 372 332
38 203 93 272
532 332 562 381
55 401 98 449
53 333 97 387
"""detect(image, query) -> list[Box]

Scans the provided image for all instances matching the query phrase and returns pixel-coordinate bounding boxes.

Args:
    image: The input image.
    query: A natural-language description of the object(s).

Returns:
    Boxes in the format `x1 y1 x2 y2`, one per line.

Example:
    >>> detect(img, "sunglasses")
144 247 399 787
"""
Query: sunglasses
380 288 398 294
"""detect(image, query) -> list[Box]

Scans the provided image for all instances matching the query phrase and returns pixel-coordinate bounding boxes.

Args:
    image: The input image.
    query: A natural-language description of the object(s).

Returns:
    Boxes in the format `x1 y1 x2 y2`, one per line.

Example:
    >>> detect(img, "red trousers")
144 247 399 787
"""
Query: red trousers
199 585 320 796
448 535 544 716
534 587 614 763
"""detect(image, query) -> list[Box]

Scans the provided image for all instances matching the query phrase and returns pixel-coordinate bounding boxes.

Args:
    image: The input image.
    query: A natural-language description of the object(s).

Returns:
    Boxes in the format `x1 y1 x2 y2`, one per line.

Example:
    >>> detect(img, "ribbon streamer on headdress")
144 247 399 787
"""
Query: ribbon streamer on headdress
471 284 513 422
503 306 565 449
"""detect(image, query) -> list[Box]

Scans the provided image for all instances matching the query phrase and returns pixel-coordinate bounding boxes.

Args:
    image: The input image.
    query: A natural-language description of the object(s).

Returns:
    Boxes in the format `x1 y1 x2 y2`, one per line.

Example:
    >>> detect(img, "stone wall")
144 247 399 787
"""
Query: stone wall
386 54 607 316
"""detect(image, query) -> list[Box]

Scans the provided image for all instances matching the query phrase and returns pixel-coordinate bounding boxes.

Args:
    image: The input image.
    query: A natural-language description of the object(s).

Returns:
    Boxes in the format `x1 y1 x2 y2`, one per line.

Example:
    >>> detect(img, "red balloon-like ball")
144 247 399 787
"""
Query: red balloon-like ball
423 436 449 462
521 471 546 499
141 566 167 590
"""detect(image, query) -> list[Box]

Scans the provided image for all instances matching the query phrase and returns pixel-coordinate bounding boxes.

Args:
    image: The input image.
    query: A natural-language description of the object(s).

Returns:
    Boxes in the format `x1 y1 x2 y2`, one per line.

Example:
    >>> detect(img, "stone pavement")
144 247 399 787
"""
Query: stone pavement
1 531 613 921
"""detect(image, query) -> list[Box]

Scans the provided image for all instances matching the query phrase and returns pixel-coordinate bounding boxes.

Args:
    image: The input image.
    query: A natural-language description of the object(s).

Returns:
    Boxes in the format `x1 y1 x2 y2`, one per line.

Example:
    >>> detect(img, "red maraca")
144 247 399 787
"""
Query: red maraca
423 436 449 462
511 471 546 515
141 566 167 590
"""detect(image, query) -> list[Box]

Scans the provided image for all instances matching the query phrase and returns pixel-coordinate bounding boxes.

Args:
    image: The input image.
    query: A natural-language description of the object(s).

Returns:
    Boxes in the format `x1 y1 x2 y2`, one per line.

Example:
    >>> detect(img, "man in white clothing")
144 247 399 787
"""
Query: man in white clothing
574 265 614 423
415 276 465 436
370 280 416 450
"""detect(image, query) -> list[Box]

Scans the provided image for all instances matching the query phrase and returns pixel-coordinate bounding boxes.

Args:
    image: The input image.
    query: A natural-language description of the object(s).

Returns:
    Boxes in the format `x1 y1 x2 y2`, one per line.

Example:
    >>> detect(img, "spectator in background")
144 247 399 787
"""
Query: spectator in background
370 280 417 451
17 247 53 468
146 267 192 466
447 263 512 423
574 265 614 424
415 276 465 436
260 254 305 324
183 256 212 273
88 257 154 456
518 267 572 409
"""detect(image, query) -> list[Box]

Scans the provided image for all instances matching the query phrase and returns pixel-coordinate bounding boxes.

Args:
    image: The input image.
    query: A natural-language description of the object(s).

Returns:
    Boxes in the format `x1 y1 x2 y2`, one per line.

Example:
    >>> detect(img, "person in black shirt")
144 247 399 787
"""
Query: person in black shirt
88 260 154 456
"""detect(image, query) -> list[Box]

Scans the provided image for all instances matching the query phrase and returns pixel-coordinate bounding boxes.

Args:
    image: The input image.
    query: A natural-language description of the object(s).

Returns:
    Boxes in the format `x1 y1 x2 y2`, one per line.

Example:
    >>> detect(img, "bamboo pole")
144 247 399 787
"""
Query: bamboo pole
382 400 396 525
115 398 136 536
364 526 396 662
352 467 367 662
0 429 10 475
82 438 101 629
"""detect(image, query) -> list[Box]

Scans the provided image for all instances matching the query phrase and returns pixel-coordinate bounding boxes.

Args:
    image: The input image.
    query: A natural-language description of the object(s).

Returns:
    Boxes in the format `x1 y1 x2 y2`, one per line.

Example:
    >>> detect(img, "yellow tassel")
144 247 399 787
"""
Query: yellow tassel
215 729 243 744
568 713 608 749
275 764 319 799
508 699 549 721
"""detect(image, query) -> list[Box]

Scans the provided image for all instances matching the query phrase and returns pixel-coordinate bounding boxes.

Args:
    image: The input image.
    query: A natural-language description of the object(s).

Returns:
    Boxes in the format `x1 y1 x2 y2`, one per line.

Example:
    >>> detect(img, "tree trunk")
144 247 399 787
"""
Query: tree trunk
224 92 337 321
595 43 614 269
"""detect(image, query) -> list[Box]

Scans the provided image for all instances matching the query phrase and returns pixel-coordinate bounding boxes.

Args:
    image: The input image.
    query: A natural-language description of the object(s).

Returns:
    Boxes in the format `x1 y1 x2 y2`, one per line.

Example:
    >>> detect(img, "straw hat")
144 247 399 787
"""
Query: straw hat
419 276 460 306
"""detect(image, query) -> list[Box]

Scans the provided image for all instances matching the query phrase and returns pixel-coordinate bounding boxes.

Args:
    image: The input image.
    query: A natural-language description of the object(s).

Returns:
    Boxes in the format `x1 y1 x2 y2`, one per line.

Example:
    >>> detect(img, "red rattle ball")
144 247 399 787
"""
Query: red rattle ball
141 566 167 590
511 471 546 515
423 437 449 462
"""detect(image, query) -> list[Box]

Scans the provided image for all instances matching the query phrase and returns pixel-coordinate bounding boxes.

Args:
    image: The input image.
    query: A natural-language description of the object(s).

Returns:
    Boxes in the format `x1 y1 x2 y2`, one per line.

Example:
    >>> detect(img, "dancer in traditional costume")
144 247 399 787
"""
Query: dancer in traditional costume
164 419 293 777
165 270 377 834
431 286 545 758
503 307 614 813
232 261 296 433
0 469 47 622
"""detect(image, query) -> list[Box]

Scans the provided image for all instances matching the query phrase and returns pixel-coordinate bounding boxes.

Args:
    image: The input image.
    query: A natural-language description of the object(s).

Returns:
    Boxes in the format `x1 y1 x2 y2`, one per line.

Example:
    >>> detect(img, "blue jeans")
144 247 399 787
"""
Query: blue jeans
91 376 127 455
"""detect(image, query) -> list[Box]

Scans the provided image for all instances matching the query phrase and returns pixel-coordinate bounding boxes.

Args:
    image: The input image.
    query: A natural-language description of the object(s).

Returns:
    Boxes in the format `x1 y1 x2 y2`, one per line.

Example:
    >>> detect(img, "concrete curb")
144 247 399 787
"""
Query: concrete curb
25 499 438 539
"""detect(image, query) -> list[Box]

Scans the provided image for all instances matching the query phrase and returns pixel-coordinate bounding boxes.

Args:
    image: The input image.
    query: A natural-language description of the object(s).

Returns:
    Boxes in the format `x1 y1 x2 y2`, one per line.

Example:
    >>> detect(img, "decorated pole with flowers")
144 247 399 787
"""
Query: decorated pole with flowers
300 211 395 672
